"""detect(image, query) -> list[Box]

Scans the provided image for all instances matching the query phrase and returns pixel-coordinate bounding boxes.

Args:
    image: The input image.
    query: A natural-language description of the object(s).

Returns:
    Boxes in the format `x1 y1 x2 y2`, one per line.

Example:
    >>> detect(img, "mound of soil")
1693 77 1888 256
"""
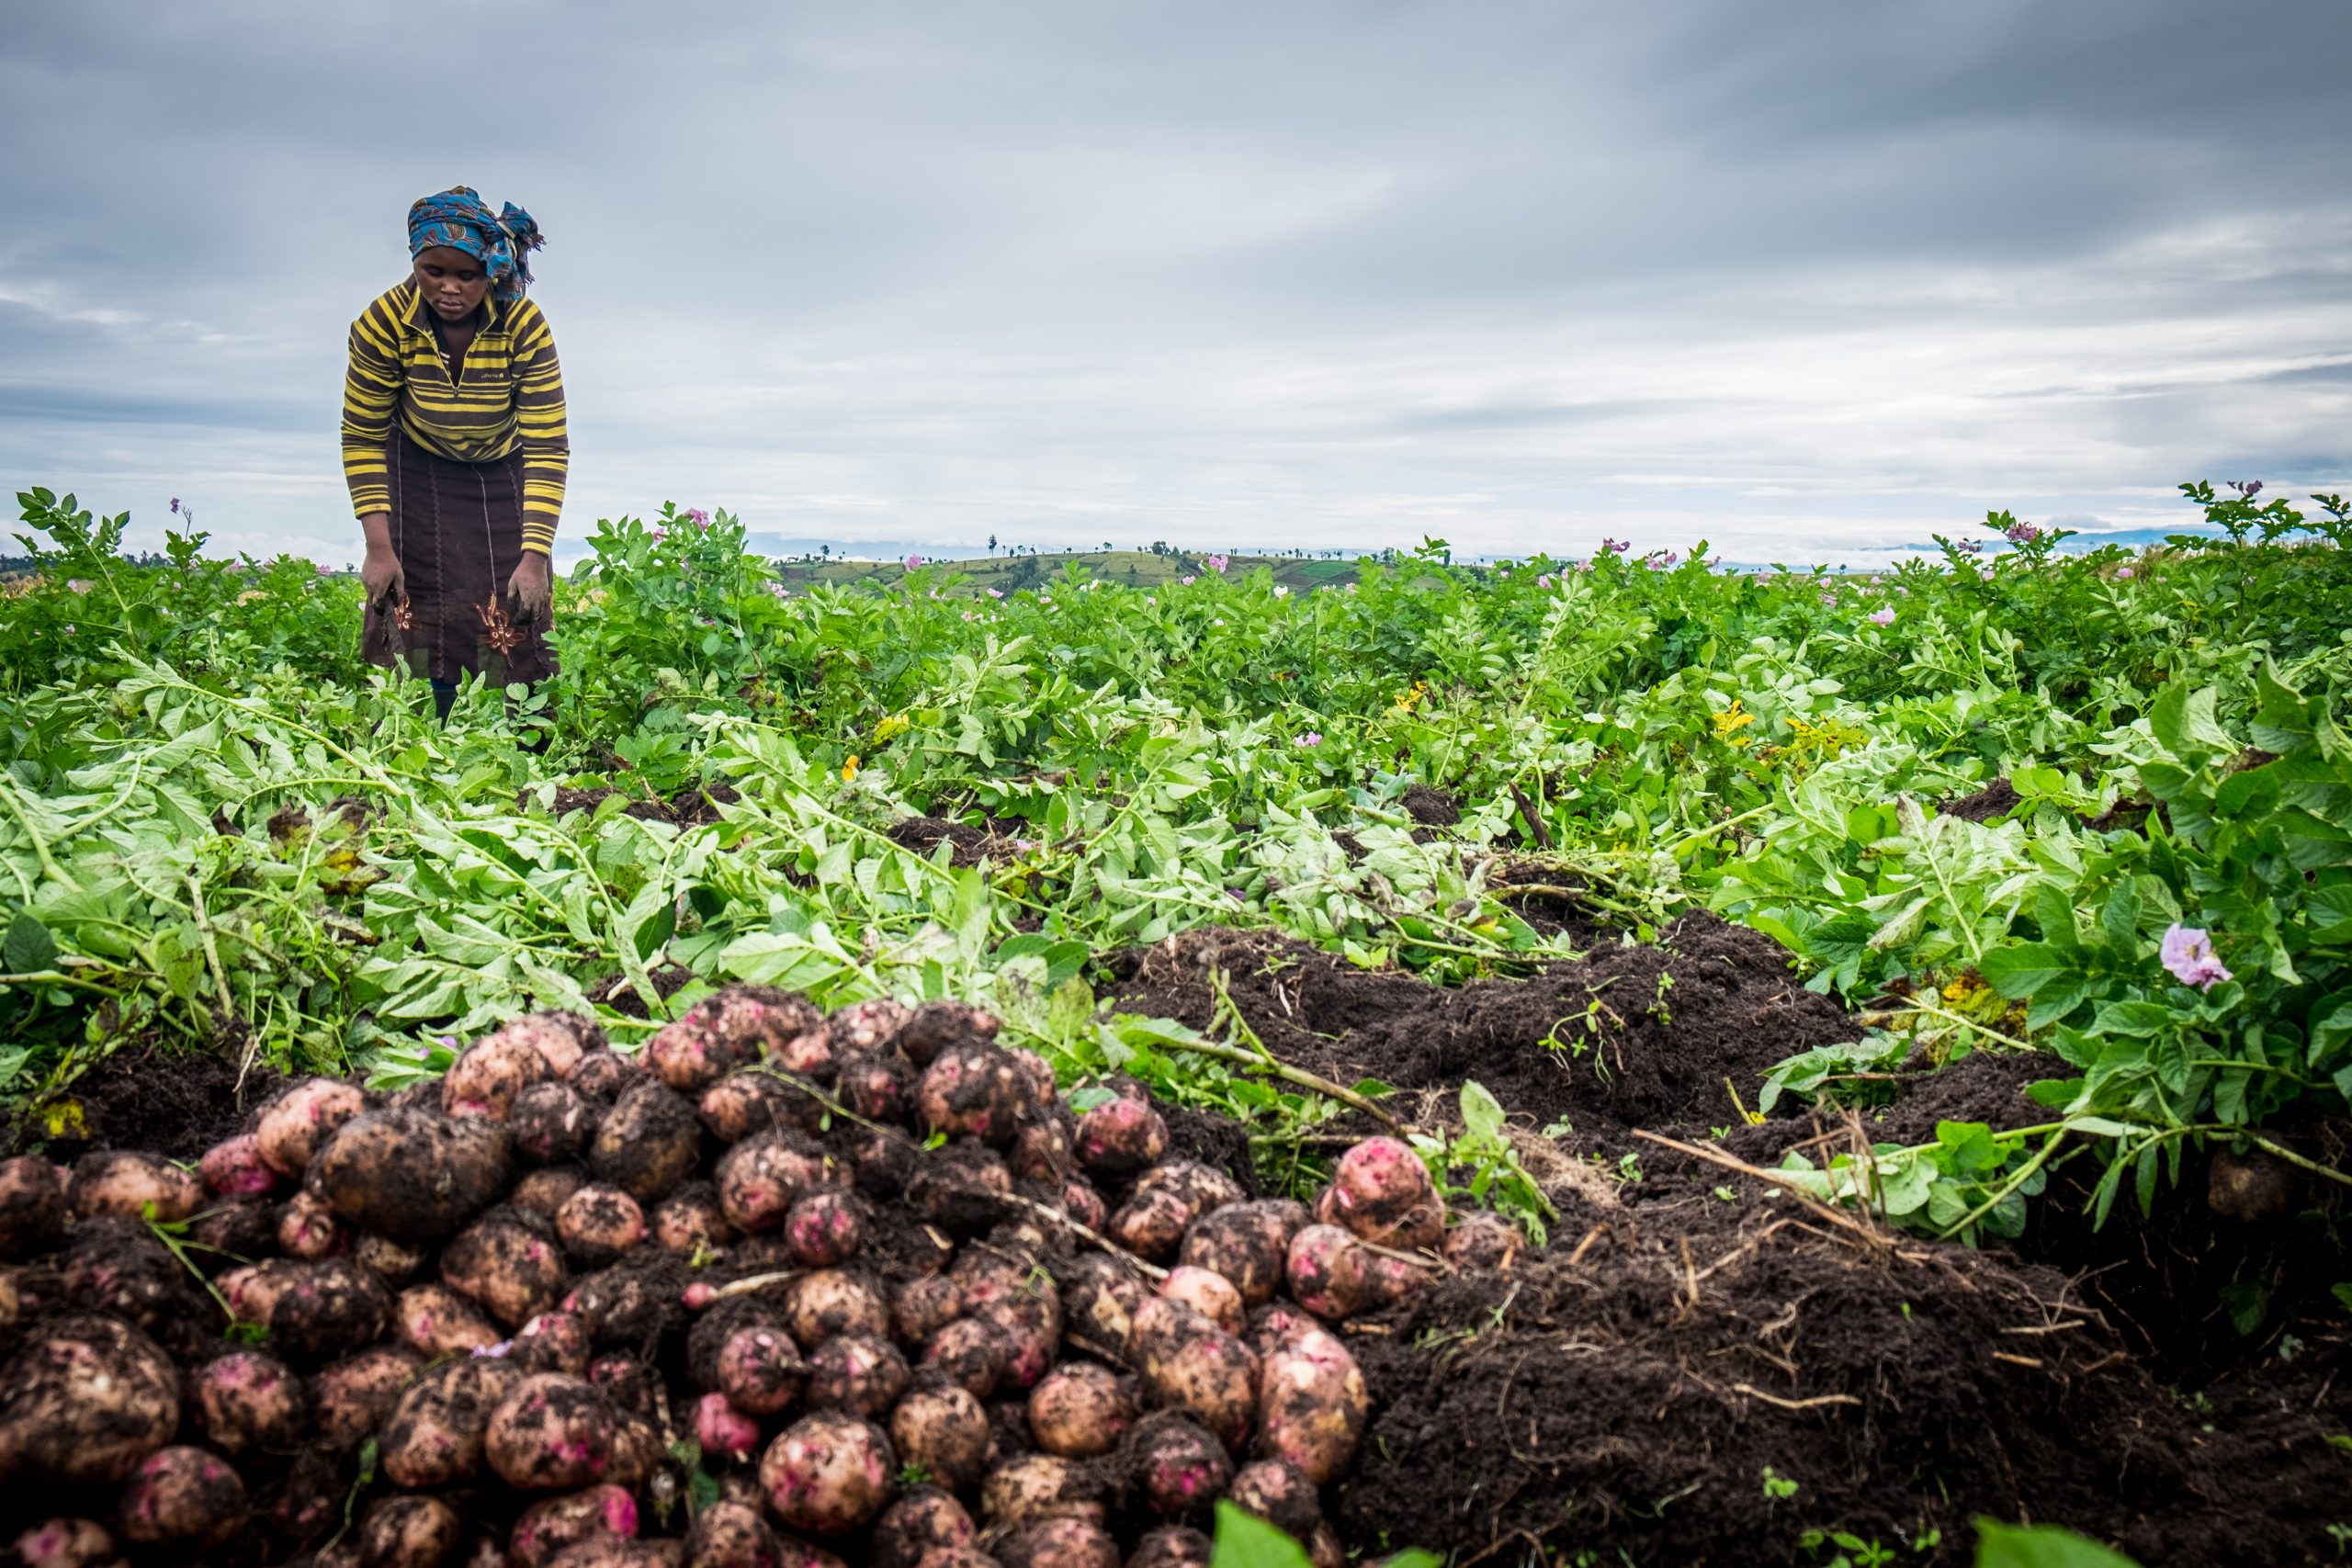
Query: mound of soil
1108 911 1859 1150
1335 1199 2349 1566
1399 784 1461 827
15 1047 282 1163
888 814 1036 867
537 781 741 826
1939 776 2020 822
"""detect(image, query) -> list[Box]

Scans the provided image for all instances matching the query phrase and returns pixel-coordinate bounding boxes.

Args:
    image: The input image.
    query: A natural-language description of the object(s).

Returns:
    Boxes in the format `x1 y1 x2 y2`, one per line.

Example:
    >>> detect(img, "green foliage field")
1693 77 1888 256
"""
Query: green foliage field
4 479 2349 1244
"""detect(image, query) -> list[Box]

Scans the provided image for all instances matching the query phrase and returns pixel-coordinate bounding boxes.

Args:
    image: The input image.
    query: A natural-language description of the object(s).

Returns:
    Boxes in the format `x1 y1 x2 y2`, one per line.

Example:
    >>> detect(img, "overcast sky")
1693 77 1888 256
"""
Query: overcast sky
5 1 2348 567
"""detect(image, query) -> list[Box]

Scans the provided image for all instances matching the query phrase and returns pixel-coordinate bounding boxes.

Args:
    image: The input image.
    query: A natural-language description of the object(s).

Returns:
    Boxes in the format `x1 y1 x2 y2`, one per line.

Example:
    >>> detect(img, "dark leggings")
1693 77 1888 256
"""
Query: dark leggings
431 678 458 722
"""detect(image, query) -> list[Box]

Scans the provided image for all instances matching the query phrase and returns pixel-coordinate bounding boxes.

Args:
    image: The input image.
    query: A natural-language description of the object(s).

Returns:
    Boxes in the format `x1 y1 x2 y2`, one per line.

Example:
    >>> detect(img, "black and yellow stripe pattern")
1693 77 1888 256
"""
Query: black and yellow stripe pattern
339 279 569 555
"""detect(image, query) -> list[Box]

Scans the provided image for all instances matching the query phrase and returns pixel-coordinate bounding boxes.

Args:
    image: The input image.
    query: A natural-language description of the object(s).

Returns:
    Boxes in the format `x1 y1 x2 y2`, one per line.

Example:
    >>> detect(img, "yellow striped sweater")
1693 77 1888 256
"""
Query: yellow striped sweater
339 279 569 555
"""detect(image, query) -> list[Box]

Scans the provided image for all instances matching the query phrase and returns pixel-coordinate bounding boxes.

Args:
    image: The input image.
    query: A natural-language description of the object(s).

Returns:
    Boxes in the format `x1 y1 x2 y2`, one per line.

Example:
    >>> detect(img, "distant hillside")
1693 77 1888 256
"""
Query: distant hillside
768 548 1371 592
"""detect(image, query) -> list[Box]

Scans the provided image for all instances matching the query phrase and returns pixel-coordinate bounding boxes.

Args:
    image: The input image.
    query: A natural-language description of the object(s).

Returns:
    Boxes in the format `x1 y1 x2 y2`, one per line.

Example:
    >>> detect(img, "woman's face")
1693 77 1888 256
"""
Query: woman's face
413 245 490 320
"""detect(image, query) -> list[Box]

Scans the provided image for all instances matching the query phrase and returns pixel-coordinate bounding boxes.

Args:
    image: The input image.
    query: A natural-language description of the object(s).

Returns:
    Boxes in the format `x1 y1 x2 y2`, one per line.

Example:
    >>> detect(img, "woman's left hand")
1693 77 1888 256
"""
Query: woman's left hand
506 552 554 626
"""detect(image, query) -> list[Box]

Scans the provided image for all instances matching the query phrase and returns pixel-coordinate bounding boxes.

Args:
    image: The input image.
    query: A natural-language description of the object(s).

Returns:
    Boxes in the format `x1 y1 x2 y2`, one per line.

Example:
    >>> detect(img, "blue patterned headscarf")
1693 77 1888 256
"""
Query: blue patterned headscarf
406 186 545 301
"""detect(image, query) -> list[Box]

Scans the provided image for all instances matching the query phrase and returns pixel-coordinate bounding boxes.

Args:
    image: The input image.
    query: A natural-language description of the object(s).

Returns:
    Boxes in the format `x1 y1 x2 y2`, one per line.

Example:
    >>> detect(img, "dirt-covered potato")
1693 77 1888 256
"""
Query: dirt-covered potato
487 1372 618 1490
1125 1414 1232 1520
1028 1362 1136 1458
647 1017 760 1097
257 1077 368 1177
0 1314 179 1484
115 1445 247 1550
893 1380 993 1491
512 1081 602 1166
908 1142 1015 1233
918 1043 1036 1145
786 1190 867 1267
195 1348 308 1453
2209 1148 2299 1224
760 1410 898 1535
681 1499 784 1568
1107 1188 1193 1263
898 999 1001 1067
66 1149 201 1223
569 1252 690 1348
200 1132 279 1198
483 1010 606 1079
890 1272 965 1348
444 1208 570 1327
700 1070 824 1144
1075 1097 1168 1177
558 1184 649 1267
1283 1224 1380 1322
348 1230 427 1287
278 1188 345 1258
379 1355 527 1488
998 1518 1120 1568
1061 1253 1150 1357
869 1487 973 1568
1135 1160 1245 1216
717 1131 844 1235
9 1517 116 1568
650 1181 734 1253
53 1217 188 1328
785 1268 890 1349
1225 1459 1322 1540
0 1156 70 1259
1059 1176 1108 1234
514 1310 595 1377
356 1494 462 1568
514 1165 592 1221
1157 1265 1244 1337
444 1034 555 1120
1125 1526 1212 1568
1253 1325 1368 1486
806 1333 910 1419
922 1314 1009 1399
396 1282 505 1357
586 1079 704 1204
1327 1136 1443 1249
981 1453 1106 1525
1131 1296 1258 1452
314 1344 424 1449
312 1108 514 1243
1442 1212 1524 1272
978 1282 1063 1392
1178 1199 1308 1308
834 1051 917 1124
589 1355 657 1421
569 1051 640 1102
698 1391 764 1461
232 1257 395 1361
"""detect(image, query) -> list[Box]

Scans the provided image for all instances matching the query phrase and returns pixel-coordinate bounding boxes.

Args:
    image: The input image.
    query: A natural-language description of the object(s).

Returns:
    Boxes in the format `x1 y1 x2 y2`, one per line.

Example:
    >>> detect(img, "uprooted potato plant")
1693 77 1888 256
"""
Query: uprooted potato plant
0 984 1521 1568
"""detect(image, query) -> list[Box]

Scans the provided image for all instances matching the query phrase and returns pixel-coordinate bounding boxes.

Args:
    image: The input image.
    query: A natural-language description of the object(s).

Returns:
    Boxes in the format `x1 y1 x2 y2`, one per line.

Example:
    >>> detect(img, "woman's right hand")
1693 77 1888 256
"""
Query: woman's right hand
359 515 404 610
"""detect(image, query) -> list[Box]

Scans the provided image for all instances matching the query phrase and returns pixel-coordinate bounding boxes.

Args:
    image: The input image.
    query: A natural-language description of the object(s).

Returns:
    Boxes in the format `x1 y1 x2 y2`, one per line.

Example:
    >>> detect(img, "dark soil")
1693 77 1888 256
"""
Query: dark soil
1938 775 2020 822
584 963 698 1020
1399 784 1461 828
15 1046 283 1163
888 815 1037 868
1108 910 1859 1151
538 781 741 827
1487 859 1613 946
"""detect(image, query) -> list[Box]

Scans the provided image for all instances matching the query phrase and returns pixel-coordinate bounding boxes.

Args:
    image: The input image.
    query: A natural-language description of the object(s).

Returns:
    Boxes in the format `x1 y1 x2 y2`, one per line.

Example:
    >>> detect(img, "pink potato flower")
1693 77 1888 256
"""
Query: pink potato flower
1868 606 1896 626
1205 554 1228 573
904 554 924 570
2159 924 2232 990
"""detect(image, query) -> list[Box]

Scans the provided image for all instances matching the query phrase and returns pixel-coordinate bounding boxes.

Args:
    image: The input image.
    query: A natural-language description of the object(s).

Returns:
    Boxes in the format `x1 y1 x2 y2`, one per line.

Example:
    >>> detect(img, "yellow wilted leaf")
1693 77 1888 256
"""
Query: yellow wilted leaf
842 755 861 782
43 1099 90 1138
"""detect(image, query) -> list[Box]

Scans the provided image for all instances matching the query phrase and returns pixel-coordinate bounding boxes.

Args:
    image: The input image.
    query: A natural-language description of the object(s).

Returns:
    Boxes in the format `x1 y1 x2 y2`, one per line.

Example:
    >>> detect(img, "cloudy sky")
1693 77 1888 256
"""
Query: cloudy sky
5 2 2348 567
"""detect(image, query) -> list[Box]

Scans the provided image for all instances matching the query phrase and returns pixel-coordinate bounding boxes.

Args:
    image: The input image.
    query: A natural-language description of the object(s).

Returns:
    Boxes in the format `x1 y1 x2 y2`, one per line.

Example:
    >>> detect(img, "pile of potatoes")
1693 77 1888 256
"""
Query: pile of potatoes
0 986 1522 1568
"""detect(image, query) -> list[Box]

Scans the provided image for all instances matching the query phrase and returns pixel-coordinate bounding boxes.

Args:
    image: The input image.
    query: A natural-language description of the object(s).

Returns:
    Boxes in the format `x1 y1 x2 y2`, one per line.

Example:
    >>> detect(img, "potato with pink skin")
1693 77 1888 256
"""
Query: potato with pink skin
1443 1212 1524 1272
1178 1200 1308 1308
1060 1254 1149 1357
651 1182 734 1252
998 1518 1120 1568
1059 1176 1108 1234
833 1051 915 1124
1130 1296 1258 1452
917 1042 1035 1145
890 1273 963 1348
868 1490 972 1568
1157 1266 1244 1337
1225 1460 1322 1541
487 1373 618 1491
10 1518 114 1568
786 1190 866 1267
0 1156 69 1259
1283 1224 1380 1322
356 1230 432 1286
1254 1326 1368 1484
1327 1137 1444 1249
278 1189 344 1258
701 1070 823 1143
0 1316 179 1485
196 1348 308 1453
830 996 912 1054
759 1411 898 1535
355 1494 461 1568
558 1185 648 1267
379 1357 527 1487
806 1333 910 1419
898 999 1000 1067
312 1108 514 1244
514 1311 595 1377
978 1281 1063 1391
445 1209 570 1327
1124 1415 1232 1520
922 1315 1008 1400
1125 1526 1212 1568
67 1149 201 1223
200 1133 278 1198
889 1381 991 1491
714 1324 806 1415
257 1077 367 1177
569 1052 639 1101
443 1034 554 1120
784 1269 889 1349
1106 1187 1193 1264
116 1446 247 1550
1244 1303 1318 1359
698 1392 763 1461
397 1282 503 1357
483 1010 605 1079
512 1081 602 1166
1074 1096 1168 1177
1010 1112 1074 1183
314 1345 423 1450
682 1499 780 1568
512 1485 639 1568
1027 1362 1136 1458
586 1080 703 1204
981 1454 1106 1525
514 1166 590 1221
717 1133 842 1235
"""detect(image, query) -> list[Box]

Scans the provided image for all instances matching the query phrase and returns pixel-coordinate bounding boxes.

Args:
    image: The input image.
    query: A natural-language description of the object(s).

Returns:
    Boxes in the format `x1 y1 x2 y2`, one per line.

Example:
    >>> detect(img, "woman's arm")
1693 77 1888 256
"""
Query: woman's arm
510 303 569 558
342 301 407 608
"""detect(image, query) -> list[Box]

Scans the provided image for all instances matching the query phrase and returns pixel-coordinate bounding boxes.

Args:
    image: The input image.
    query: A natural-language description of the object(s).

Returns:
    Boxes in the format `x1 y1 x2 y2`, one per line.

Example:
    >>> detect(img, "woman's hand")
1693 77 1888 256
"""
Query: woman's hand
505 551 554 626
359 513 404 611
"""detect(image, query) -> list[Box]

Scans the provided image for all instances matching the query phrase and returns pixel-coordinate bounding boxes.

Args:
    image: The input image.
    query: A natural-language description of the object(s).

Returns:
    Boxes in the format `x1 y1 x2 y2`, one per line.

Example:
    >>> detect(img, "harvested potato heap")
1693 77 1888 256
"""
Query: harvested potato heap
0 987 1522 1568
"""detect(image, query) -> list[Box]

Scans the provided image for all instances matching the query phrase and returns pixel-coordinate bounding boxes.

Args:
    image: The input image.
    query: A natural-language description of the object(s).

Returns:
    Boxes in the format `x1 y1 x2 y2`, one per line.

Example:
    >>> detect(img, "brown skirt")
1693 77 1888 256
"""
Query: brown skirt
361 433 557 685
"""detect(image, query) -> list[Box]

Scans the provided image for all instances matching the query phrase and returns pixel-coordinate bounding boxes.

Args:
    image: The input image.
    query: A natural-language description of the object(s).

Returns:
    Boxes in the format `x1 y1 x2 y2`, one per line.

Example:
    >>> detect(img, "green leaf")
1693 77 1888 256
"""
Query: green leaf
1460 1079 1507 1142
4 910 57 975
1210 1503 1317 1568
1982 942 2070 999
1973 1517 2144 1568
